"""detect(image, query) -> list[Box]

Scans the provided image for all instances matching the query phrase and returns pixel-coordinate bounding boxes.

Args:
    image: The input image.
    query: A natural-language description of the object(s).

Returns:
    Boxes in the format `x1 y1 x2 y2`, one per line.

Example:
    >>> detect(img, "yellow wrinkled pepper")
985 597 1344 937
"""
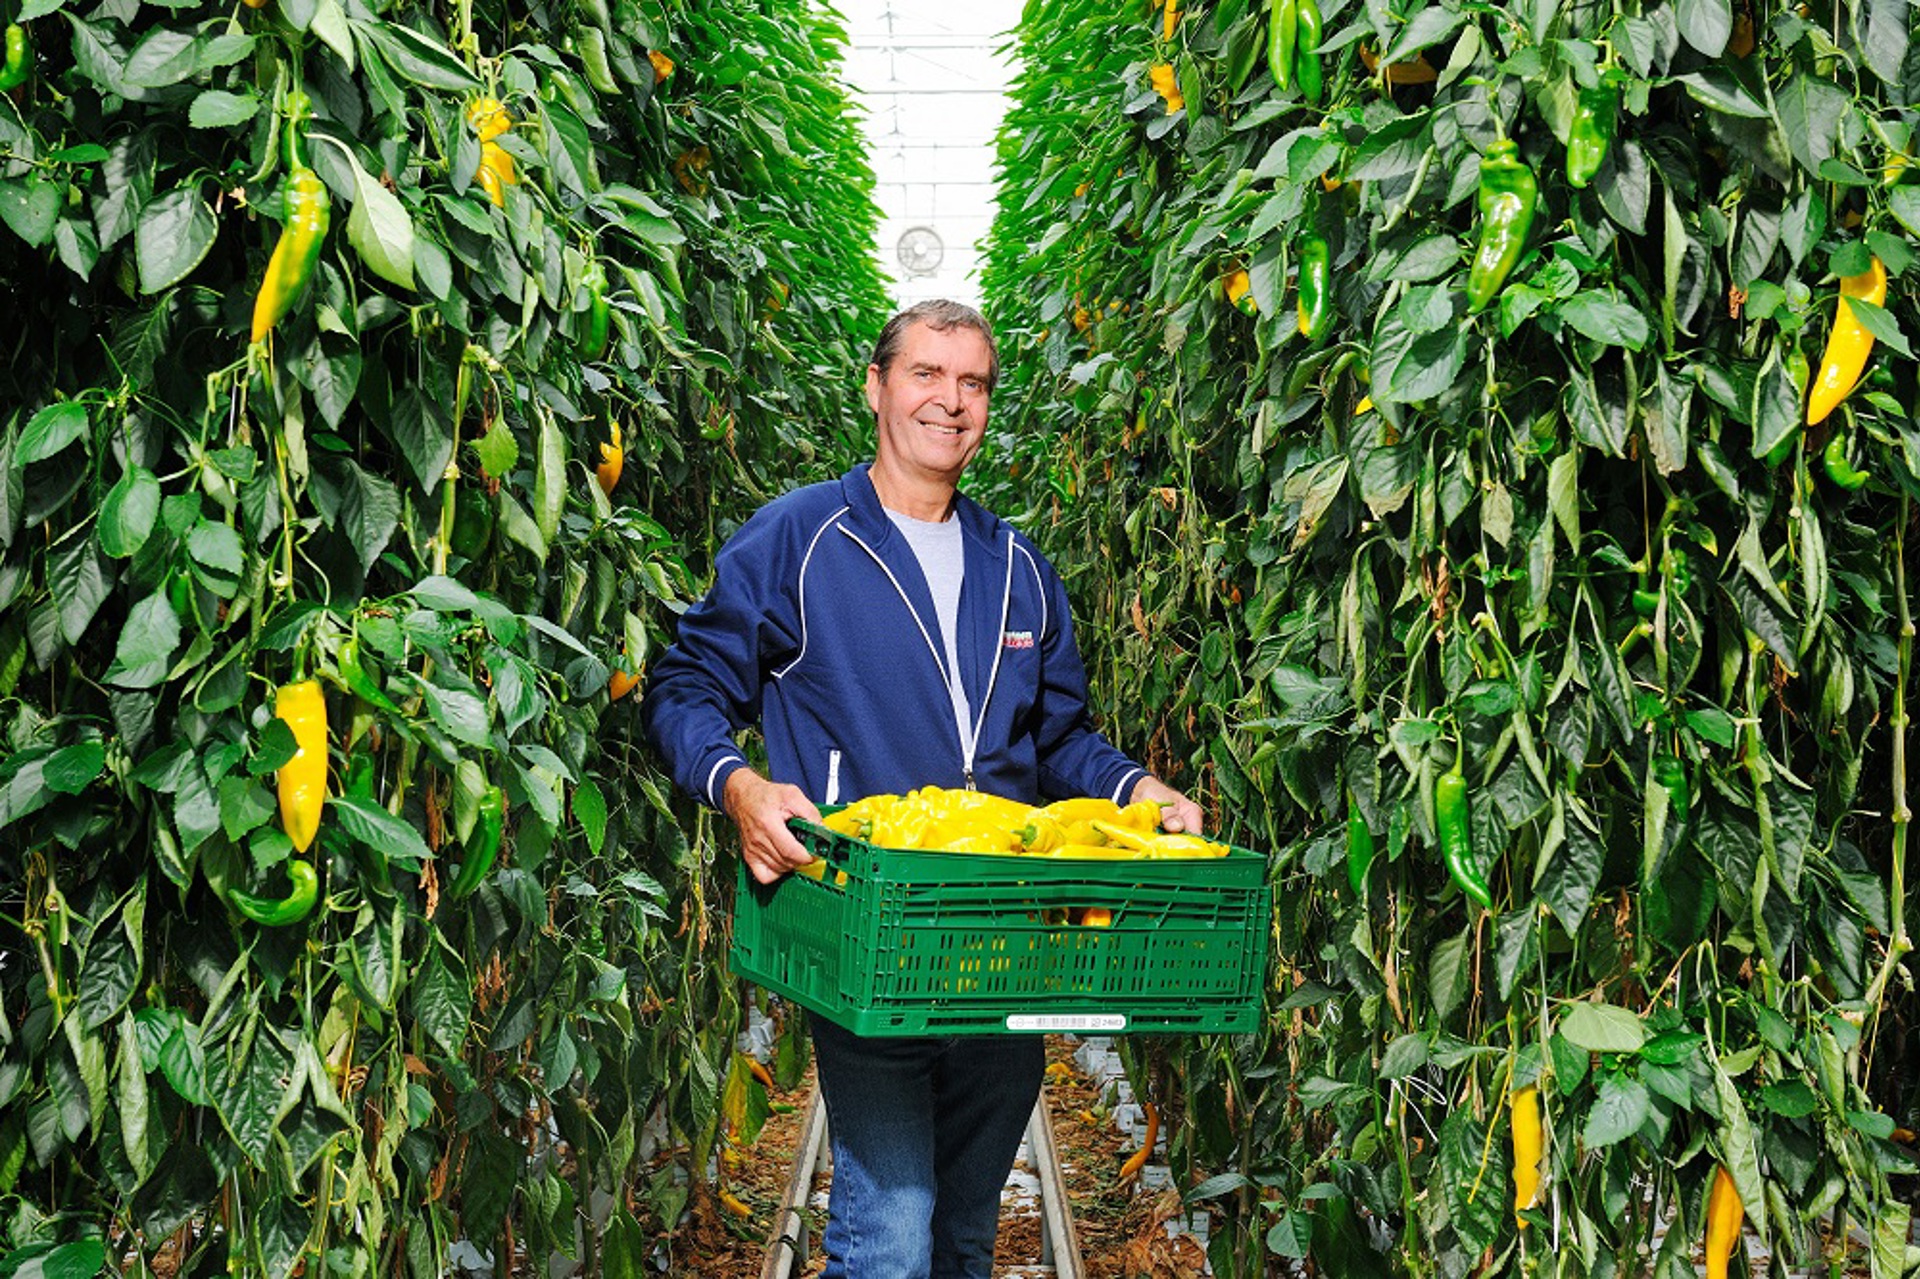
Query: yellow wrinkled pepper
1806 256 1887 425
274 680 329 853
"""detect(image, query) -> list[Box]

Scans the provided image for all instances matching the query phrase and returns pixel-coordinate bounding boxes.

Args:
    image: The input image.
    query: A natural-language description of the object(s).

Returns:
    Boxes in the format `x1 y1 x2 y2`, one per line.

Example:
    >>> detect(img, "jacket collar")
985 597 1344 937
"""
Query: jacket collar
839 462 1007 561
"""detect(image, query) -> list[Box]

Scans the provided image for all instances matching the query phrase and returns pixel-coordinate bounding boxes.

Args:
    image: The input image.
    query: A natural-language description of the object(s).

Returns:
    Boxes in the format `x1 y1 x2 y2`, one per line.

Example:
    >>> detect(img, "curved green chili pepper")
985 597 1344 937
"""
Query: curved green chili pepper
0 24 31 92
1632 588 1662 618
1436 762 1491 909
1346 795 1376 898
229 859 319 926
336 637 404 717
581 260 611 361
1297 234 1333 343
1293 0 1323 106
1267 0 1297 91
1823 430 1870 490
1566 83 1618 188
1467 141 1538 313
448 785 505 898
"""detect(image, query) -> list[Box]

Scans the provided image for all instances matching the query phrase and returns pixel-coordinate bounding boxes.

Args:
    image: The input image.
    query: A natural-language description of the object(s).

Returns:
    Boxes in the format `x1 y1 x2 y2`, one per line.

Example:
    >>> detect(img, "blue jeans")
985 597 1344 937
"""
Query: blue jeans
809 1014 1045 1279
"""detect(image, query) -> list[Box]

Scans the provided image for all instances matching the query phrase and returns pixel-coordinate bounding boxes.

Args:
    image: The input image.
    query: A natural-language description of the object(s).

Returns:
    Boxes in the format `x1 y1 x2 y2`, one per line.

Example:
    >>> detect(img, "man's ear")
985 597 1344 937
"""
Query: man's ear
865 363 882 414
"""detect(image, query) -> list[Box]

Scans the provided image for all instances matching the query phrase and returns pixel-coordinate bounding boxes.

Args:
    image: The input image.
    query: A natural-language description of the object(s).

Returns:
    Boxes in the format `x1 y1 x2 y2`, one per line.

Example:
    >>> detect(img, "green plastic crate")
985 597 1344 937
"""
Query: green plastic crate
730 817 1272 1036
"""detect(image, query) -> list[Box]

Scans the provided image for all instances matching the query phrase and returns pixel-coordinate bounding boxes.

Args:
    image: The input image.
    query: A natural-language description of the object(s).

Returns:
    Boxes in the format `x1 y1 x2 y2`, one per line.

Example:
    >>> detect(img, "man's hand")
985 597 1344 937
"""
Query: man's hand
1131 775 1205 835
723 769 822 885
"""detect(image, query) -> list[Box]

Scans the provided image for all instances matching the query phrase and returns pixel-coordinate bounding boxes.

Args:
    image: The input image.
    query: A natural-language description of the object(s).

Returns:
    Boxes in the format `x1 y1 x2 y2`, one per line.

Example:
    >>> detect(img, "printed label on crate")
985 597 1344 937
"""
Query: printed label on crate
1004 1014 1129 1032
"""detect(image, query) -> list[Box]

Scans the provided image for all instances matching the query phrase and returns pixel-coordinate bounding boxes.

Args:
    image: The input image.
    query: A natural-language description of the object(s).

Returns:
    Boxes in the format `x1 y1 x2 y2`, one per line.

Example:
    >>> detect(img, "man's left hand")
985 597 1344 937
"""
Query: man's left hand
1131 775 1204 834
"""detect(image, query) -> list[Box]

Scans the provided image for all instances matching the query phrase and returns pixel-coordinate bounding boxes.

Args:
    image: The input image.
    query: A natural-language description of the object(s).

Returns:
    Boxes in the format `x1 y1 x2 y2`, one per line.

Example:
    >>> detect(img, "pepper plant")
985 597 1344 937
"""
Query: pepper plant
0 0 883 1272
982 0 1920 1274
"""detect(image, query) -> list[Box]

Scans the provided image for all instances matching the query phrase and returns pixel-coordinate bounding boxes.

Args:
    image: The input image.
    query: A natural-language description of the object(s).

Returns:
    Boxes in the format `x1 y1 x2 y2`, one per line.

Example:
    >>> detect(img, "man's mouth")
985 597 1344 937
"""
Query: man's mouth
919 421 967 436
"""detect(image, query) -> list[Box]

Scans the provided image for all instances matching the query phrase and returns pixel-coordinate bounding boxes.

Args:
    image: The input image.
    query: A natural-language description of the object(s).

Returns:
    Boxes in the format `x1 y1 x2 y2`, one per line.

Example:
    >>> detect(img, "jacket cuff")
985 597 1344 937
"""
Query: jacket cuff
1107 766 1147 806
704 753 749 810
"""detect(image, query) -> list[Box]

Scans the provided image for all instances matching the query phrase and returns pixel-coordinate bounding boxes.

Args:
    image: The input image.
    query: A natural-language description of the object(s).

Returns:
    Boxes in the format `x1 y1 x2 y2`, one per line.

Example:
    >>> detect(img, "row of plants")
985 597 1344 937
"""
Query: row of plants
979 0 1920 1273
0 0 883 1271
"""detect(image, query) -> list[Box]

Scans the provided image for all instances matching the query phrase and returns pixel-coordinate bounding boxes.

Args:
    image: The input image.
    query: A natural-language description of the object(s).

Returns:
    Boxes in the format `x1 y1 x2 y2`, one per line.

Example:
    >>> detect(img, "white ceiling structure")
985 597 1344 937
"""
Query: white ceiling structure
838 0 1026 311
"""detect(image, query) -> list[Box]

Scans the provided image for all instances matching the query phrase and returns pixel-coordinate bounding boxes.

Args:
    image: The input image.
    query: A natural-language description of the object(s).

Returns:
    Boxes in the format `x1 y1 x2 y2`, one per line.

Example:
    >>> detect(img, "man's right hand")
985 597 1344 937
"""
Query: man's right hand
722 769 822 885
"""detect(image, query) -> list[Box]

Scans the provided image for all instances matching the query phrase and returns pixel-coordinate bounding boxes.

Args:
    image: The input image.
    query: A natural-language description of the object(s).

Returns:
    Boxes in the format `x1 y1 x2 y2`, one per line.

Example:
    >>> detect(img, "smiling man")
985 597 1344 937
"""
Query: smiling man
642 299 1199 1278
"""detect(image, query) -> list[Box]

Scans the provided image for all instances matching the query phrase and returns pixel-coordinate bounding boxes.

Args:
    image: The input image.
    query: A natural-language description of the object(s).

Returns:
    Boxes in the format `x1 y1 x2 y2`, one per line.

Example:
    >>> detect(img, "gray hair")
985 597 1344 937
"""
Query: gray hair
869 300 999 391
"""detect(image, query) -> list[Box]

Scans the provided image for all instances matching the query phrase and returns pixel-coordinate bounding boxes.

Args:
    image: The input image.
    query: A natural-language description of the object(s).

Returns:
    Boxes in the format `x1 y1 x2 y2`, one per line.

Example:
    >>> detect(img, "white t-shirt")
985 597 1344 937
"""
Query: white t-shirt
885 508 973 762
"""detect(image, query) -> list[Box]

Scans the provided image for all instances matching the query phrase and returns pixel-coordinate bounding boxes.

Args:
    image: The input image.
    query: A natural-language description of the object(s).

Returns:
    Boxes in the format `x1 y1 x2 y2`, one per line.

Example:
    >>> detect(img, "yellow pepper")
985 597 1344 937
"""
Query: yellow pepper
274 680 329 853
1806 255 1887 425
1704 1166 1742 1279
1149 63 1183 114
596 420 624 496
1511 1084 1542 1226
1090 821 1227 858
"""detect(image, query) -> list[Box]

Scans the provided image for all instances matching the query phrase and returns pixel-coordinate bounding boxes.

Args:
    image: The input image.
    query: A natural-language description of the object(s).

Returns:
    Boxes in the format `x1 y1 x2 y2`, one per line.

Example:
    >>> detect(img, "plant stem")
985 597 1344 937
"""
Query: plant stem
1864 494 1912 1026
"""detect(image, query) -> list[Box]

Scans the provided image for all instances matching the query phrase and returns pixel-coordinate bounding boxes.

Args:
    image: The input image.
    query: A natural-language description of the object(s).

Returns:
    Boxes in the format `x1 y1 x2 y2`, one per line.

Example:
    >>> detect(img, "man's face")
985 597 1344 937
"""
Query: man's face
866 322 992 486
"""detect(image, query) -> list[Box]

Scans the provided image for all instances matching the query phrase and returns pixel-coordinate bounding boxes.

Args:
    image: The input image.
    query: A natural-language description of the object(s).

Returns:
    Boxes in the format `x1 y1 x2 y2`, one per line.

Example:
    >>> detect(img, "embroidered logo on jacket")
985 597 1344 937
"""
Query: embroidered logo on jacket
1002 630 1035 649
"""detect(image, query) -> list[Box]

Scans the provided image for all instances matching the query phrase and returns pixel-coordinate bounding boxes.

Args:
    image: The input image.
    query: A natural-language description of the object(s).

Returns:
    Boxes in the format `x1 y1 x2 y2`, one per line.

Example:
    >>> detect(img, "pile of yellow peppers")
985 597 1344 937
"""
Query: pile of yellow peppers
814 787 1230 859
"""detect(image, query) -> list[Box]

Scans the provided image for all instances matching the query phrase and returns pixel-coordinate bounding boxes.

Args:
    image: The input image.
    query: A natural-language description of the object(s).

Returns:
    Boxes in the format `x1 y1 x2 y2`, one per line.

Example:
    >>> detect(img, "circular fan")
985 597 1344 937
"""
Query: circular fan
895 225 945 277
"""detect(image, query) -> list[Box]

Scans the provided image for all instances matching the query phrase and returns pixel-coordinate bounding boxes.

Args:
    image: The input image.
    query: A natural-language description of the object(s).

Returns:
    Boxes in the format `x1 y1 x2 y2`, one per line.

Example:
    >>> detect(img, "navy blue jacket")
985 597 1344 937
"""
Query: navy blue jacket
642 464 1146 809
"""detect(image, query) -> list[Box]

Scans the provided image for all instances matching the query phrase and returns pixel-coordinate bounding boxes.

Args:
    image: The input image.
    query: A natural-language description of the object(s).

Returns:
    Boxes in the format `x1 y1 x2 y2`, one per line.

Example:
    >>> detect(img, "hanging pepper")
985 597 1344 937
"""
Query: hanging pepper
1293 0 1324 106
1806 256 1888 425
596 419 624 495
1466 140 1538 313
1652 753 1690 823
274 679 329 853
1565 82 1619 188
581 260 611 361
1704 1166 1743 1279
1225 268 1256 315
0 23 31 91
1345 794 1375 897
228 858 319 926
1267 0 1298 91
1149 62 1183 114
447 785 505 898
1511 1083 1542 1226
468 96 511 142
469 97 517 207
1823 430 1870 489
335 636 403 717
1297 233 1333 343
1162 0 1180 41
1435 756 1490 908
250 165 330 344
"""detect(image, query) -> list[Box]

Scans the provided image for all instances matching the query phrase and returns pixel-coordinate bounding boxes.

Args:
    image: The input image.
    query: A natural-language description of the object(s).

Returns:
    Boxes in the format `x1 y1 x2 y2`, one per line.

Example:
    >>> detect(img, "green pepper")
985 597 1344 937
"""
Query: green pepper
581 260 611 362
336 636 404 717
1565 83 1618 189
577 26 620 95
0 23 31 92
1346 794 1375 898
1267 0 1297 91
229 859 319 926
1631 588 1662 619
342 752 392 885
1293 0 1323 105
1823 430 1870 490
451 484 494 560
1436 760 1491 909
448 784 505 898
1466 140 1538 314
1652 753 1689 824
1297 234 1333 343
251 163 331 344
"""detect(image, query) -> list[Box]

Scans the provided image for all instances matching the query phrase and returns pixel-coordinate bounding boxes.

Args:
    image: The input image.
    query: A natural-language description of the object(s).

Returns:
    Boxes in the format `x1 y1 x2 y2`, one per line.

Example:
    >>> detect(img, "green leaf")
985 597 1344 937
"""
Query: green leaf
1676 68 1771 118
1773 73 1846 177
328 794 431 868
1558 293 1652 349
34 1240 107 1279
352 20 482 92
134 186 217 294
188 89 261 129
1583 1075 1652 1147
390 386 453 493
412 943 471 1057
319 138 415 290
123 27 199 88
1438 1106 1506 1256
44 741 105 794
474 414 519 479
114 592 181 672
99 465 161 557
187 519 245 578
1427 927 1471 1021
1674 0 1732 54
1557 1003 1647 1054
209 1021 298 1163
1266 1210 1313 1260
414 678 490 747
533 413 567 547
574 778 608 854
0 176 65 248
1845 297 1913 360
19 402 89 463
50 534 112 645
